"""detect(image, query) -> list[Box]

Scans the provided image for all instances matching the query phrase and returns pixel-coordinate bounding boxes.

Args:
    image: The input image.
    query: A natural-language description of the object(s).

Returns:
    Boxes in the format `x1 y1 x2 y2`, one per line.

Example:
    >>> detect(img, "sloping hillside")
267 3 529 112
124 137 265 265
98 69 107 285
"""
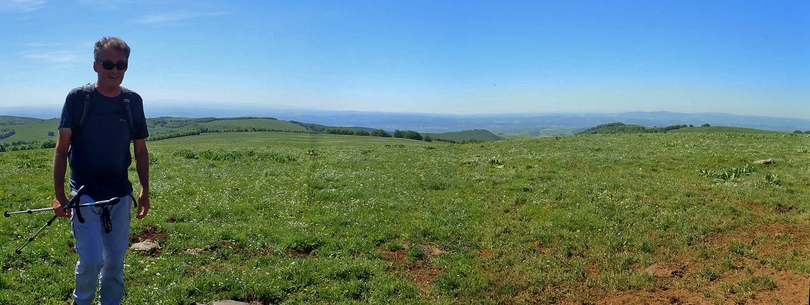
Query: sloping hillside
0 118 59 143
0 116 43 125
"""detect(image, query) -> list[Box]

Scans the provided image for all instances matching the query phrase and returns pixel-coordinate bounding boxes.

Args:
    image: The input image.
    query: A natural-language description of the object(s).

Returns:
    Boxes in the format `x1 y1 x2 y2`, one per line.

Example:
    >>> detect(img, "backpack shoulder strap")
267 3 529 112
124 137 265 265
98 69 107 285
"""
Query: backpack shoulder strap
120 86 136 138
74 83 94 135
74 84 137 138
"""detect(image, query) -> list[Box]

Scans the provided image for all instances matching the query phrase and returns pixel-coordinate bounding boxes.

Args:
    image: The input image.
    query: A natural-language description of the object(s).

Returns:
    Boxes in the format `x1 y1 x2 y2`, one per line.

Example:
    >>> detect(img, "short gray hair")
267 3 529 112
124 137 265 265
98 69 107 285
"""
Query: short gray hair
94 36 131 60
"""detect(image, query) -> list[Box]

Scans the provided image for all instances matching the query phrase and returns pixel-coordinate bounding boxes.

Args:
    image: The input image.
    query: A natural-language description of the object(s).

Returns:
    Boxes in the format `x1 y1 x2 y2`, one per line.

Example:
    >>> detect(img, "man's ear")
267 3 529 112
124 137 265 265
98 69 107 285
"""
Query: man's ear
92 60 99 73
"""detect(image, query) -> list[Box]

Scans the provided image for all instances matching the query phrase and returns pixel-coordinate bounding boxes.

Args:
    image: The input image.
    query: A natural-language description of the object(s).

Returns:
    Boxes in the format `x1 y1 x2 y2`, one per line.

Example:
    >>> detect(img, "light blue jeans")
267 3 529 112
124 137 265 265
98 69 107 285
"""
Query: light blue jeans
71 194 132 305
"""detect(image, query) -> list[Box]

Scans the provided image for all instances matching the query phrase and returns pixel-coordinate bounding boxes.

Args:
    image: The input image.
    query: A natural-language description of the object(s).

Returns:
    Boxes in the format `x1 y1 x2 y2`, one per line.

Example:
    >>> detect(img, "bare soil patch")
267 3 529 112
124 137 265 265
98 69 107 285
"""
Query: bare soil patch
130 224 168 244
594 222 810 304
379 242 449 299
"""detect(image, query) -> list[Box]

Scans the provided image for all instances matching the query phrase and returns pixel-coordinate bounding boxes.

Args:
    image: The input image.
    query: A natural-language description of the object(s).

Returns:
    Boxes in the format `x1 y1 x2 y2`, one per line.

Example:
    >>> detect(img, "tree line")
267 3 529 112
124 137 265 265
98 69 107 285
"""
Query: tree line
576 122 698 135
0 129 15 140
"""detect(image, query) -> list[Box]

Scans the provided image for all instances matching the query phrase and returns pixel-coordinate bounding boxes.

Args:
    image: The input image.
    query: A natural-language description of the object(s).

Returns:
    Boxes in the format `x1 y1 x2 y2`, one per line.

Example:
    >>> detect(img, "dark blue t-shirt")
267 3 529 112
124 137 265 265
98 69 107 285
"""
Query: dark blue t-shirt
58 86 149 200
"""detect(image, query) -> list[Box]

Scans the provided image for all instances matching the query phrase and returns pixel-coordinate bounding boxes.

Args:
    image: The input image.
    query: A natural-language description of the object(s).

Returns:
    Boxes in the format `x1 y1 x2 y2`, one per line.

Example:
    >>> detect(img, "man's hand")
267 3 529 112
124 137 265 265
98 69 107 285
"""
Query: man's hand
53 195 71 218
136 192 150 219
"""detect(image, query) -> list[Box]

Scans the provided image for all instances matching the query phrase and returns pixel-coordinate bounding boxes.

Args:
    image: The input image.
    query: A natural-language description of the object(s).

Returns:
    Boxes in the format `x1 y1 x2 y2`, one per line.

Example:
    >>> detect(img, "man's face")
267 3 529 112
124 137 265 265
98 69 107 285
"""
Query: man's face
94 49 128 88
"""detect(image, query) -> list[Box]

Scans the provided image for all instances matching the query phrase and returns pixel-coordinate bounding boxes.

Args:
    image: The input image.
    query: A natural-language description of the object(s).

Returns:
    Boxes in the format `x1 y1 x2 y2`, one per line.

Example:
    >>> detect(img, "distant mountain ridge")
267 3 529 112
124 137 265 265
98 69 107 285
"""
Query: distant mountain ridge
2 103 809 133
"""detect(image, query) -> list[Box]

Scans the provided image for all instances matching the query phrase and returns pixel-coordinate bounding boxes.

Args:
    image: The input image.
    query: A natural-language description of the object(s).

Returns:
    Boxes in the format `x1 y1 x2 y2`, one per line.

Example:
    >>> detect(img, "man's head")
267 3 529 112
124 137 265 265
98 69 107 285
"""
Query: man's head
93 37 130 89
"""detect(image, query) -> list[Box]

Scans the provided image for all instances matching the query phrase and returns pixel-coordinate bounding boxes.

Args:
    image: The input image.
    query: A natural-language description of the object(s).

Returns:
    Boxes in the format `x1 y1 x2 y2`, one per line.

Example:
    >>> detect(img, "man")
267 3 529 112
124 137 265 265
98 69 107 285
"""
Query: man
53 36 150 305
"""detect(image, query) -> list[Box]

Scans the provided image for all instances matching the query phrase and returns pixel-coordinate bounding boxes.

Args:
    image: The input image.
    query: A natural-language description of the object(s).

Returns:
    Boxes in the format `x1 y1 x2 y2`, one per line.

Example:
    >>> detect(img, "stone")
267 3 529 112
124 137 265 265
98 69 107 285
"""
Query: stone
130 239 161 252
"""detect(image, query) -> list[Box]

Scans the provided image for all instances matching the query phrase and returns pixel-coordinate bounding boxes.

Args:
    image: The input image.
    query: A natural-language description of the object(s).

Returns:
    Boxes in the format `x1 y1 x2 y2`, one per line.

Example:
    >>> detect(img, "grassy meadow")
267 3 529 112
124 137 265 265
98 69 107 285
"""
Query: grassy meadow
0 118 60 143
1 131 810 304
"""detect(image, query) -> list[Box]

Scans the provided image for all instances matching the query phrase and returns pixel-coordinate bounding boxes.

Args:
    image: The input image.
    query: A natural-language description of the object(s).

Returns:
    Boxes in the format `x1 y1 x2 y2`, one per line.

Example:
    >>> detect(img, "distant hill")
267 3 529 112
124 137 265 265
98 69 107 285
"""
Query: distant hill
0 116 503 146
0 116 44 125
4 104 810 134
0 118 59 143
2 110 804 145
148 117 306 136
577 122 688 134
237 110 810 134
577 122 784 135
0 117 307 144
669 126 783 134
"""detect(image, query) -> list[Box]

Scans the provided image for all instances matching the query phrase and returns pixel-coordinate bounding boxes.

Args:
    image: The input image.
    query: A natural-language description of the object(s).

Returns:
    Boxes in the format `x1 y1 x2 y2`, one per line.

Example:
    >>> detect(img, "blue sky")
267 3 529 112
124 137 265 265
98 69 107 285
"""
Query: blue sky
0 0 808 118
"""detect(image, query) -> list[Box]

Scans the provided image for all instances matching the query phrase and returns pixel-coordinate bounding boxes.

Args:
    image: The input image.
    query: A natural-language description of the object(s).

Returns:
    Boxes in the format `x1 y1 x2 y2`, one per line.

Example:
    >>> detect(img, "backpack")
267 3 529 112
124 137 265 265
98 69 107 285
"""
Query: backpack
73 83 136 138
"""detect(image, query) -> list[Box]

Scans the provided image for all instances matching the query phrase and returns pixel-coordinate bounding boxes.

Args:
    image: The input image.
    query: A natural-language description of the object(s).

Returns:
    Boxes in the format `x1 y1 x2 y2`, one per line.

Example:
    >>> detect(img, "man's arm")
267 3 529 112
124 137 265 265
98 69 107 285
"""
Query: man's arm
133 138 150 219
52 128 72 218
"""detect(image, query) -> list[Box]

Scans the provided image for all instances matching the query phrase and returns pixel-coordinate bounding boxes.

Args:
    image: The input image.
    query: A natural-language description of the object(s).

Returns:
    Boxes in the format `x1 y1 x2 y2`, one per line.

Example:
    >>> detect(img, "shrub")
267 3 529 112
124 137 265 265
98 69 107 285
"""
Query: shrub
402 130 423 140
40 140 56 149
326 128 354 135
0 129 15 140
371 129 391 137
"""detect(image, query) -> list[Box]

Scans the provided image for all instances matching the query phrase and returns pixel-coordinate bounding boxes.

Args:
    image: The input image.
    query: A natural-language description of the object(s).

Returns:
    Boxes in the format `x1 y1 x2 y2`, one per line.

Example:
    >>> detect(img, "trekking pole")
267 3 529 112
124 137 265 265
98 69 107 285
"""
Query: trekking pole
4 185 86 219
4 197 121 218
4 186 119 254
4 207 55 217
5 186 84 254
7 197 121 254
14 214 59 254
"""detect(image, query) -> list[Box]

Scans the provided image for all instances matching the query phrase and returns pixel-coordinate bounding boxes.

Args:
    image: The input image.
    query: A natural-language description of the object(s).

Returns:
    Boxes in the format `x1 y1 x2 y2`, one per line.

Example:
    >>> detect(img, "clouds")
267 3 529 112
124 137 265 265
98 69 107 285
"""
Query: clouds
22 50 83 63
15 42 87 64
1 0 227 26
0 0 159 14
133 11 228 26
0 0 45 12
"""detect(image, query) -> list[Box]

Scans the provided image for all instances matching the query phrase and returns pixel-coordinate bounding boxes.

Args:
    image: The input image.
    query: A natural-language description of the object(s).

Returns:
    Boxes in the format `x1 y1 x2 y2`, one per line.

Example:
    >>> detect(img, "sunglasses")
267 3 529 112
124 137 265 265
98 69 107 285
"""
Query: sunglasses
96 59 128 70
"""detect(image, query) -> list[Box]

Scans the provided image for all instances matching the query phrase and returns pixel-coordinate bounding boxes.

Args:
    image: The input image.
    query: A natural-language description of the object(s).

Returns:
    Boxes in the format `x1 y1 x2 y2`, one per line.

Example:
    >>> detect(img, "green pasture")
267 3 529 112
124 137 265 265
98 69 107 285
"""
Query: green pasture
0 116 42 125
199 118 307 132
0 117 306 144
1 132 809 304
424 130 502 142
148 118 306 136
162 132 442 148
0 118 59 143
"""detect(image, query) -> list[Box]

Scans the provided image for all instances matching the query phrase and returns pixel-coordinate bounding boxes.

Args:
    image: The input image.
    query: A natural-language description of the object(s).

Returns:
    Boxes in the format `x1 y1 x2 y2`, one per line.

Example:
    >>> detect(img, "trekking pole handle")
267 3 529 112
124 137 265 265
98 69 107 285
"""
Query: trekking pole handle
83 197 120 207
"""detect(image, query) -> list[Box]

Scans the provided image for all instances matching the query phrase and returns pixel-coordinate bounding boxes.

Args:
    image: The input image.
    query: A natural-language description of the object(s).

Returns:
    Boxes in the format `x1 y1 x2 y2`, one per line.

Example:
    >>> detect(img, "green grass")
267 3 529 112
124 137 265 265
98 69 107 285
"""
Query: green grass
1 132 809 304
425 129 502 142
0 118 59 143
199 118 307 132
163 132 442 148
